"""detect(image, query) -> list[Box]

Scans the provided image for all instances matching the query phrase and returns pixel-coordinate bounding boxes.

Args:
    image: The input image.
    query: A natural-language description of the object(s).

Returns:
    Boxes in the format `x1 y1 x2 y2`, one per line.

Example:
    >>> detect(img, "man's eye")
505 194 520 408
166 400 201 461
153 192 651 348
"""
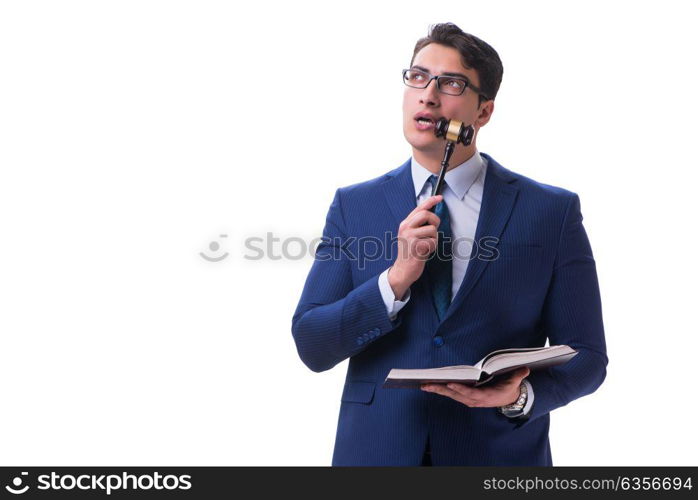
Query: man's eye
411 73 425 81
445 79 465 89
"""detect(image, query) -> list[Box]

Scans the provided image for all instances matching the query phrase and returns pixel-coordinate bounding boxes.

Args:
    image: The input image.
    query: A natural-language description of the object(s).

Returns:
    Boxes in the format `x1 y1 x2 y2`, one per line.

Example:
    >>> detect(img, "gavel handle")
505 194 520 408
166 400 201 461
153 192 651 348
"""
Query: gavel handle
429 141 456 210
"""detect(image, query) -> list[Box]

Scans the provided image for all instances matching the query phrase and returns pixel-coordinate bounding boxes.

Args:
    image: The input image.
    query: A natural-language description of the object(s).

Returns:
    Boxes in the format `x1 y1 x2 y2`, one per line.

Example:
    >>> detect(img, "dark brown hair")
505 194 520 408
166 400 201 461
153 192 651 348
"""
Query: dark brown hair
410 23 503 107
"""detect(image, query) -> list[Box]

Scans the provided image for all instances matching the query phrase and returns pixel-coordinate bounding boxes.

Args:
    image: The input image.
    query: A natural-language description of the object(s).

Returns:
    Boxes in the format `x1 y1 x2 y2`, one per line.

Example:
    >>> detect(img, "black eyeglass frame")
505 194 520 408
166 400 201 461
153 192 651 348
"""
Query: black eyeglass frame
402 68 490 99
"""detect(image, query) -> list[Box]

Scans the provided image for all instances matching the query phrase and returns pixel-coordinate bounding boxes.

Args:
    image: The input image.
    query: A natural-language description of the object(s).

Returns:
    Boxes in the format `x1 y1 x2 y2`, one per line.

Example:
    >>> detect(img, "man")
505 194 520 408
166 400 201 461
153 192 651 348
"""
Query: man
291 23 607 466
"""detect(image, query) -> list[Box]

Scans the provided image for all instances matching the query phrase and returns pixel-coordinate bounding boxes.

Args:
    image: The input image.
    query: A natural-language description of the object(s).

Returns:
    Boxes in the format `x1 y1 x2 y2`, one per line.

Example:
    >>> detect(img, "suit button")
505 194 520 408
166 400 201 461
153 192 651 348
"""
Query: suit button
357 337 365 345
432 336 444 347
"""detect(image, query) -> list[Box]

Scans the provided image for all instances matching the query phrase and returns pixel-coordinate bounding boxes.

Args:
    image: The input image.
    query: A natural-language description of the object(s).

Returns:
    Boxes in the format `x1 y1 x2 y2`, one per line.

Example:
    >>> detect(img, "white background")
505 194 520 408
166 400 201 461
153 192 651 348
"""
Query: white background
1 0 696 465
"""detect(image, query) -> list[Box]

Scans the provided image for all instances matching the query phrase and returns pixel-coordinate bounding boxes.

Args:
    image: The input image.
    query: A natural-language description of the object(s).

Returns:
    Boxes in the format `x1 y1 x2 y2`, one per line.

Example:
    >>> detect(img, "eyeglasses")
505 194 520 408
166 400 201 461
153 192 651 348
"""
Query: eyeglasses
402 68 489 98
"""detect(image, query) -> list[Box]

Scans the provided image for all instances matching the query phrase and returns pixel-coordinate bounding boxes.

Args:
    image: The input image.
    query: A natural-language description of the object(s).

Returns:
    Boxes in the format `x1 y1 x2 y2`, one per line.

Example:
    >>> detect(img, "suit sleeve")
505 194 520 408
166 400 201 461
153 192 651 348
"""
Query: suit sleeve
511 193 608 429
291 188 403 372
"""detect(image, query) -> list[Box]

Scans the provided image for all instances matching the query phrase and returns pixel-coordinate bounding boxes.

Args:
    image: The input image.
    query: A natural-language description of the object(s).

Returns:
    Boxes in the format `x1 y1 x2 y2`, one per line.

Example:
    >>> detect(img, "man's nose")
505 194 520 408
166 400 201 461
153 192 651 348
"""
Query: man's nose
420 78 440 106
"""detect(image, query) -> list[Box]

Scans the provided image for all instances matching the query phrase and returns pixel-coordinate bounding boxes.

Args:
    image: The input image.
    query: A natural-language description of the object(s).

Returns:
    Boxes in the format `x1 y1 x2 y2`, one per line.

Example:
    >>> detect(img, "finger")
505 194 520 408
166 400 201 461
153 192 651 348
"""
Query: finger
446 384 496 407
407 195 443 219
500 367 529 383
407 225 437 240
446 384 513 408
412 210 441 228
471 383 516 404
414 238 437 258
512 367 530 382
445 383 475 397
421 383 462 400
423 384 481 407
404 209 440 230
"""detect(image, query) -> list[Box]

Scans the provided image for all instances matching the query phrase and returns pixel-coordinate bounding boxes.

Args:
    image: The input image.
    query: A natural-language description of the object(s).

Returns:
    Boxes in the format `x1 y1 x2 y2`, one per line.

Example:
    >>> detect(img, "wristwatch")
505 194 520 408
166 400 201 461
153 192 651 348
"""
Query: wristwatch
498 381 528 417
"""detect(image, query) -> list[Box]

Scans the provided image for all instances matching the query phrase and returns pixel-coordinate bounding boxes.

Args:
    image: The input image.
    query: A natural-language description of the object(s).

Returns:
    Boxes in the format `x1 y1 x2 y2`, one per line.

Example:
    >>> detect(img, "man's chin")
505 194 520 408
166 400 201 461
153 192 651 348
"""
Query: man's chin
407 139 442 157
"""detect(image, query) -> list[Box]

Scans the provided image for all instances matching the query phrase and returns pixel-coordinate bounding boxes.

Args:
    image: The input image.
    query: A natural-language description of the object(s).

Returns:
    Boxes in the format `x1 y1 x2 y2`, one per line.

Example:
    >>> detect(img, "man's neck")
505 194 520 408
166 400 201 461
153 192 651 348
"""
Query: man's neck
412 144 477 174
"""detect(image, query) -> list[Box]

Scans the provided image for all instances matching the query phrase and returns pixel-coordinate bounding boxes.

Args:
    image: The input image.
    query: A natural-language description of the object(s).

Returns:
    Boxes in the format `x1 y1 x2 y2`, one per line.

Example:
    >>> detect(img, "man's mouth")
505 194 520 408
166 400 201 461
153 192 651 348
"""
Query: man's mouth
415 117 436 131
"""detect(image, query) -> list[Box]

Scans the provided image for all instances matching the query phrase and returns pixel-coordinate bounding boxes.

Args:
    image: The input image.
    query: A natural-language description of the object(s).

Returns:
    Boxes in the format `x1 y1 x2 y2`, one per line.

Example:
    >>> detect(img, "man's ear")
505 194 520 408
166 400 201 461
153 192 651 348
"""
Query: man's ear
475 100 495 128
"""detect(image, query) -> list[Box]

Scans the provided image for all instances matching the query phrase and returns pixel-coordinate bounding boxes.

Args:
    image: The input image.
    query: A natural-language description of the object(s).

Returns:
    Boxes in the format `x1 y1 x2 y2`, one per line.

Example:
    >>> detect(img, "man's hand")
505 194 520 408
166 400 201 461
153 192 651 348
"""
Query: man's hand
388 195 443 300
420 367 530 408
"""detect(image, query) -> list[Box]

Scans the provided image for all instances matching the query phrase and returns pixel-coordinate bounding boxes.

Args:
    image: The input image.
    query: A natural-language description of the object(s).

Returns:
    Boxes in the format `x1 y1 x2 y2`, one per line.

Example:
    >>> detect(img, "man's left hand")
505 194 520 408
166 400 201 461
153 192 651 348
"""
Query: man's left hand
420 367 530 407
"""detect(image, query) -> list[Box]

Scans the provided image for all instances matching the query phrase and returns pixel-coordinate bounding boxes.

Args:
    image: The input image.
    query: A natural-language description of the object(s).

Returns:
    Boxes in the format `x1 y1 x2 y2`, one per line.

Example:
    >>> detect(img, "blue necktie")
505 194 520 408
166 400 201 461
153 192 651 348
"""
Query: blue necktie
426 174 453 321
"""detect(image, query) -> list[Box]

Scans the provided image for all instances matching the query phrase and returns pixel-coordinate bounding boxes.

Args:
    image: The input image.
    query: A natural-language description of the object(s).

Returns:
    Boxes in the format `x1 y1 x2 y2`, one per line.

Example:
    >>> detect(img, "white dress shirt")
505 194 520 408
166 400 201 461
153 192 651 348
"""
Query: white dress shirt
377 150 534 417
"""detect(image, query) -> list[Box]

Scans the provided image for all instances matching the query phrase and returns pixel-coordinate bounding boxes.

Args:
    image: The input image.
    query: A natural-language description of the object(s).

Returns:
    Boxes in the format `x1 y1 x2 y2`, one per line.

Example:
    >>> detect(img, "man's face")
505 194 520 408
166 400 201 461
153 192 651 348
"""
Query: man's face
402 43 491 161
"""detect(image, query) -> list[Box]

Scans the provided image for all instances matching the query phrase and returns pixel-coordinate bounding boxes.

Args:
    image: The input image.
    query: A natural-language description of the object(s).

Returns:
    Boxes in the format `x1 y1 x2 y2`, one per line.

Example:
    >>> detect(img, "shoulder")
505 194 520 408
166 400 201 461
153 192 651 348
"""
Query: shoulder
482 152 580 211
339 162 405 192
331 159 409 203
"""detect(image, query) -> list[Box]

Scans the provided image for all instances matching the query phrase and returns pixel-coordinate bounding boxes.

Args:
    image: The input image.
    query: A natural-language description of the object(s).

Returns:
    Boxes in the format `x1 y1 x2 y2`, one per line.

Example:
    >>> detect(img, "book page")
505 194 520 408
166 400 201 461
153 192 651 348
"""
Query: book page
386 365 481 382
474 346 552 370
481 345 577 374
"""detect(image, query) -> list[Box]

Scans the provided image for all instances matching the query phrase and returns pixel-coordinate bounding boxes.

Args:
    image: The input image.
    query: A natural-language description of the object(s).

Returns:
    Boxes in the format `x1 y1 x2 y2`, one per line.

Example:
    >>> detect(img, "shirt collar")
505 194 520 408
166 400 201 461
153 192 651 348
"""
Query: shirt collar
410 150 486 201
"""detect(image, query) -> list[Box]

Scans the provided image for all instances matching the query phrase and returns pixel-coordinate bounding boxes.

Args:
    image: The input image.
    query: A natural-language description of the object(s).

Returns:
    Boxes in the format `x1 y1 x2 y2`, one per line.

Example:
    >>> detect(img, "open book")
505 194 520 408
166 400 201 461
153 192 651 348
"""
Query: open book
383 345 577 388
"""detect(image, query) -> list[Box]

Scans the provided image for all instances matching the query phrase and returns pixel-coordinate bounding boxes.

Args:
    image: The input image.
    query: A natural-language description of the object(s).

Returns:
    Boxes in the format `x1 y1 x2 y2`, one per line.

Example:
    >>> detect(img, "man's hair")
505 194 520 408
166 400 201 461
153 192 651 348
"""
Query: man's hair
410 23 503 107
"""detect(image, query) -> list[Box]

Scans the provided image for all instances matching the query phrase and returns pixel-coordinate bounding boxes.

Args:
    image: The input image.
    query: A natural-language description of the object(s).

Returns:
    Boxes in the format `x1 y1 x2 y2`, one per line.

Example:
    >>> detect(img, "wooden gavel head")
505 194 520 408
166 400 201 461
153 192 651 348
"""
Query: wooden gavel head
434 118 474 146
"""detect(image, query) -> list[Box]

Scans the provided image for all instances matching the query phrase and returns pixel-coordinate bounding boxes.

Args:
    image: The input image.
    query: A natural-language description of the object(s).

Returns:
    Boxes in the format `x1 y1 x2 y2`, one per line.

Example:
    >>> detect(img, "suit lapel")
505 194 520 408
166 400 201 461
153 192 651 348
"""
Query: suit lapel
380 154 520 325
382 158 416 228
442 153 519 323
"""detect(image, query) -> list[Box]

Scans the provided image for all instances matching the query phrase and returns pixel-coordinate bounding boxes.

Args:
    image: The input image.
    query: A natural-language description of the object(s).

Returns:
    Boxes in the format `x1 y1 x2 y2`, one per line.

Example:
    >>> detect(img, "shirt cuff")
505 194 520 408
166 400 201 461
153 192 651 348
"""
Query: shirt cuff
378 268 411 321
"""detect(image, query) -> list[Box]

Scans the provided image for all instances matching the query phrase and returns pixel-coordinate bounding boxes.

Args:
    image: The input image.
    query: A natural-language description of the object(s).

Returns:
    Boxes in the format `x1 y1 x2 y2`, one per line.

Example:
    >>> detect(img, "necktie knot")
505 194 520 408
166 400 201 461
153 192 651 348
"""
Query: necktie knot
427 174 440 194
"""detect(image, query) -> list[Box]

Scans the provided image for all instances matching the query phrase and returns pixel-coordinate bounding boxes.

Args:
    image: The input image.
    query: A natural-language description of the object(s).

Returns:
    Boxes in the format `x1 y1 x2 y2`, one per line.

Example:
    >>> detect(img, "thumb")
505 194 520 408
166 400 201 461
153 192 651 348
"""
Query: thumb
516 367 530 380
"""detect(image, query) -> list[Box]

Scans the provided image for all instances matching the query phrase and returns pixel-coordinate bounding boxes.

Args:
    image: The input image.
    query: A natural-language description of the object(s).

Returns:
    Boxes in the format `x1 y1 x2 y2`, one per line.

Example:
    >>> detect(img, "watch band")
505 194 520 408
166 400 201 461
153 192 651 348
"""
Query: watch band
498 380 528 417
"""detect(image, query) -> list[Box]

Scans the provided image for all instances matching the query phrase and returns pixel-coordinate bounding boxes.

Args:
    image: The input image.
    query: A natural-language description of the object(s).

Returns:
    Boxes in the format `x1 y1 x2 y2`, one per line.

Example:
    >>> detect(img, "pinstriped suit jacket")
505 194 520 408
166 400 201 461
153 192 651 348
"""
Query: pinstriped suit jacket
292 152 608 466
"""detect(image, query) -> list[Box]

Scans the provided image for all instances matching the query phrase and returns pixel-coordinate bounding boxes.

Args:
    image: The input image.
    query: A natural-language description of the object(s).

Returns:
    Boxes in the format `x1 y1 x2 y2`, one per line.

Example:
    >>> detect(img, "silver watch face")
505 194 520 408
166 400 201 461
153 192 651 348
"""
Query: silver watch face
500 406 524 417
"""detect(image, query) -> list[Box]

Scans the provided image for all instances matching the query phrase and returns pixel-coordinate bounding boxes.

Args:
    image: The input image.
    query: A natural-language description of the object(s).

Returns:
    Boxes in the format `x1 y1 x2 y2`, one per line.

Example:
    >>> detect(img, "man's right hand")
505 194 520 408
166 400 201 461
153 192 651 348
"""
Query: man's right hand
387 195 442 300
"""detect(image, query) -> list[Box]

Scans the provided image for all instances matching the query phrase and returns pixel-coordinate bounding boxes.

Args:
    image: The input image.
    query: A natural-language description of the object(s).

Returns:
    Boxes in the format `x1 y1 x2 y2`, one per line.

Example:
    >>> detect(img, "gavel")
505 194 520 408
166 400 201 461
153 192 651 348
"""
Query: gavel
429 118 475 199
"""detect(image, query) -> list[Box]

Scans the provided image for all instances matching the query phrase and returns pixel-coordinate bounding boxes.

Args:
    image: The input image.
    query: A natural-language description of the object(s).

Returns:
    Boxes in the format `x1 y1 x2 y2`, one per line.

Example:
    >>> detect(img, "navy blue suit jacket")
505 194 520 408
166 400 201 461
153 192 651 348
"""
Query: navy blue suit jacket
292 152 608 466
